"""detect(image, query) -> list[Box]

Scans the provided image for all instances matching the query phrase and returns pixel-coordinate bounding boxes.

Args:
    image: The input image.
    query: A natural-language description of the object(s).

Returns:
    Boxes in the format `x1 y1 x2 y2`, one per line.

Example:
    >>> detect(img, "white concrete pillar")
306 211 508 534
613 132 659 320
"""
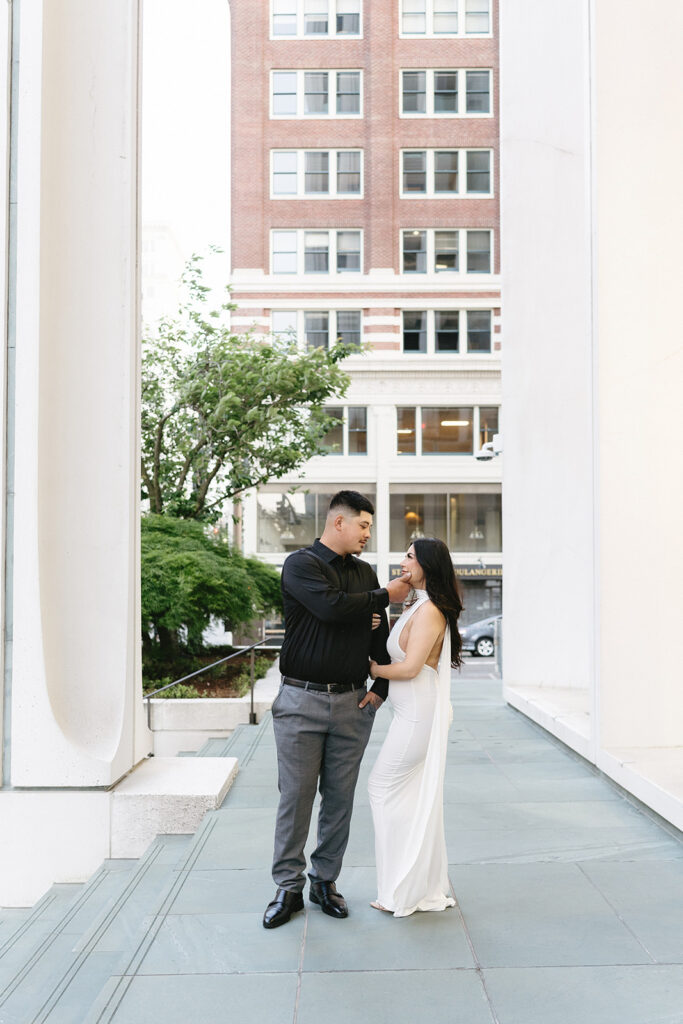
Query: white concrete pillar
8 0 149 788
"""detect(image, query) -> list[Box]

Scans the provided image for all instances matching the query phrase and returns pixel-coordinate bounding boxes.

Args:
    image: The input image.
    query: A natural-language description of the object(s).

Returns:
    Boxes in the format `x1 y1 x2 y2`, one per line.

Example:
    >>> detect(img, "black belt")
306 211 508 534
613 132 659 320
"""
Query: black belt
282 675 366 695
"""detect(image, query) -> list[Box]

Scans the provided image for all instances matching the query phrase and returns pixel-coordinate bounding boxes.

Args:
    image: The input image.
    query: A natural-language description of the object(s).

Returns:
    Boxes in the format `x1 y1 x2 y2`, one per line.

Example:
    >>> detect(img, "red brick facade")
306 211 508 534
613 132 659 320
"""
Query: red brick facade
229 0 500 349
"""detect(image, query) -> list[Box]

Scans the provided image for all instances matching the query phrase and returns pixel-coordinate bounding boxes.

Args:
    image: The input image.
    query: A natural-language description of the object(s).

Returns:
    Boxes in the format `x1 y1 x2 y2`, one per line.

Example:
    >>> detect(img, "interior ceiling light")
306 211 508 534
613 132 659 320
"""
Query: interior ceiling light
441 420 469 426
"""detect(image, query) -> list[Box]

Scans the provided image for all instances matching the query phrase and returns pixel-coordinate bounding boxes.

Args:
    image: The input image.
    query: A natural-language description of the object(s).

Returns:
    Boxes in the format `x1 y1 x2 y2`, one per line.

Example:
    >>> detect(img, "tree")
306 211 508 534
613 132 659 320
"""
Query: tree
141 252 356 522
141 514 282 656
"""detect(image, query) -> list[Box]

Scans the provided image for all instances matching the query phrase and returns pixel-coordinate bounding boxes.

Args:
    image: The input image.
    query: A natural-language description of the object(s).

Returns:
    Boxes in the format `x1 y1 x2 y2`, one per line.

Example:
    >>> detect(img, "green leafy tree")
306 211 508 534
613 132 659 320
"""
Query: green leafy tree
141 252 355 522
141 514 282 656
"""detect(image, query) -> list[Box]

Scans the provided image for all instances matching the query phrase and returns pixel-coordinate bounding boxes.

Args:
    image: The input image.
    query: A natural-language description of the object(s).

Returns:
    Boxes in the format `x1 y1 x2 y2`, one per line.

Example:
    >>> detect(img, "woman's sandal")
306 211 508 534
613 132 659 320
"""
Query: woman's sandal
370 901 392 913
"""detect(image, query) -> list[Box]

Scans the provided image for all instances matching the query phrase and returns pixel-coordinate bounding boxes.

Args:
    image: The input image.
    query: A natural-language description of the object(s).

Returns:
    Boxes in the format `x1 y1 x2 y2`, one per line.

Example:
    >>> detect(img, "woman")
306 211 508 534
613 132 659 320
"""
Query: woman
367 538 463 917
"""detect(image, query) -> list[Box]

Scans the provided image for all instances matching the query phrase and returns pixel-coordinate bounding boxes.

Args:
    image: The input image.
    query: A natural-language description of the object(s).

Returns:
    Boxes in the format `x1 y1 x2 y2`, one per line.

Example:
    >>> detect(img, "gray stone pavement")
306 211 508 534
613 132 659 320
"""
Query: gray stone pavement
89 670 683 1024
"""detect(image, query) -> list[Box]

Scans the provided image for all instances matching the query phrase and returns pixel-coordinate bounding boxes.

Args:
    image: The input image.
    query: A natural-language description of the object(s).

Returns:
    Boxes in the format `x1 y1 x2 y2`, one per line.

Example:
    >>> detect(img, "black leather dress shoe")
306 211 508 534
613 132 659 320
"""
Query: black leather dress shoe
263 887 304 929
309 879 348 919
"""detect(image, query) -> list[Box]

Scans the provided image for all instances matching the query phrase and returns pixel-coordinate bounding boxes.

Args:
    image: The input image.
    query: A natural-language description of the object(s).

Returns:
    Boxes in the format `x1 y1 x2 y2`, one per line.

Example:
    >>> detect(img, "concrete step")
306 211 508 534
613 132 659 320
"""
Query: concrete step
0 883 82 999
0 908 31 946
195 714 271 766
0 836 190 1024
82 812 223 1024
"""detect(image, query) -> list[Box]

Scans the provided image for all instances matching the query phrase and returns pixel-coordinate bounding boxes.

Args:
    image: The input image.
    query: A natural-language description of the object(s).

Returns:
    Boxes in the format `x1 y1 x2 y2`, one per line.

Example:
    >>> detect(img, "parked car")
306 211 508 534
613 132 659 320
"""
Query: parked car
459 614 501 657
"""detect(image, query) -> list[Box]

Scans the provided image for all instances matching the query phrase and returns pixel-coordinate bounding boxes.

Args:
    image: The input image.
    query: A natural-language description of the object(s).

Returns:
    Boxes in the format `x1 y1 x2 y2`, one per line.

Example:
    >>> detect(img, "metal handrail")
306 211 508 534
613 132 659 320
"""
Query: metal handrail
143 635 281 728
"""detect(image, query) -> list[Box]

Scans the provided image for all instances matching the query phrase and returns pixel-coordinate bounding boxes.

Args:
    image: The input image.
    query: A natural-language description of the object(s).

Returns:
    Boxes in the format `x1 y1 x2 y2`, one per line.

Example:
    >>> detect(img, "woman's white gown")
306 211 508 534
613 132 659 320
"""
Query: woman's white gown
368 591 455 917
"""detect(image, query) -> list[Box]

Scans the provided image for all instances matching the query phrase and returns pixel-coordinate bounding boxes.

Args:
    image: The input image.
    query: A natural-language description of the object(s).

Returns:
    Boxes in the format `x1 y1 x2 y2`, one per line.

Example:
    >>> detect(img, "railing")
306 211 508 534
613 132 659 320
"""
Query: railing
143 635 281 729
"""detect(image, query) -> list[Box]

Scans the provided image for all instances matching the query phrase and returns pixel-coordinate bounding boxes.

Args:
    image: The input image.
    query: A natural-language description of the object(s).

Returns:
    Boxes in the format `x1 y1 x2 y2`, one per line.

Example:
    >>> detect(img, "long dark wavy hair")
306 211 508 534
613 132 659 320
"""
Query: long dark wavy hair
412 538 464 668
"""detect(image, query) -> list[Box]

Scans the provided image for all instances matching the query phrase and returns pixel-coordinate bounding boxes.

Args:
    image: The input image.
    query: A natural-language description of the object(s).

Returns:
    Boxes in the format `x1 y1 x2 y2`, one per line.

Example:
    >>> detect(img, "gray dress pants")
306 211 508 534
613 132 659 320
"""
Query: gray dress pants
271 681 376 893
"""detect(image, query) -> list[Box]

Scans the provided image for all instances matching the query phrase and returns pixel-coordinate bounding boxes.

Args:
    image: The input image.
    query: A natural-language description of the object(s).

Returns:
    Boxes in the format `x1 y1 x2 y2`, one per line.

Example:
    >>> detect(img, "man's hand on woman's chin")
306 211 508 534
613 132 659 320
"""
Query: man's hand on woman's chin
385 573 412 603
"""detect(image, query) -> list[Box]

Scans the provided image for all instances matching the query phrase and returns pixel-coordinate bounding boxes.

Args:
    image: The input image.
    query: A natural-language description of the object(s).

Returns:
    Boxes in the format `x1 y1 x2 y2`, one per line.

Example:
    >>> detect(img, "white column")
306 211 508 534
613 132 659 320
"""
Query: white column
9 0 148 788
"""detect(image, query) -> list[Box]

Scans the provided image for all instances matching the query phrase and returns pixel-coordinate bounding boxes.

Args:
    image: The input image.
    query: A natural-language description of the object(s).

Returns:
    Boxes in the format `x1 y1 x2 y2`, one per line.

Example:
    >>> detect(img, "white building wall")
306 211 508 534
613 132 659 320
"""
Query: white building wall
501 0 683 827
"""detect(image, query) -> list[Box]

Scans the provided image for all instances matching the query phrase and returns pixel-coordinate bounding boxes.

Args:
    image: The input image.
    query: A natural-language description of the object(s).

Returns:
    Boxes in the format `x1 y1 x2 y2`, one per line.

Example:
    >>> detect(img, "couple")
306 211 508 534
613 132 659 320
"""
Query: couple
263 490 463 928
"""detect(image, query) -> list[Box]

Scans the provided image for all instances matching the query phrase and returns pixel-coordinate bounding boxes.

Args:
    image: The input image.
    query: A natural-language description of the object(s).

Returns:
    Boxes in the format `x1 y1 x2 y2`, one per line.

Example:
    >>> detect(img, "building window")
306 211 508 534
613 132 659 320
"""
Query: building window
467 310 492 351
399 0 490 36
304 311 329 348
397 407 417 454
401 69 491 116
336 71 361 113
272 150 363 198
305 72 329 114
401 229 493 275
336 0 361 33
400 150 492 197
422 407 473 453
402 311 427 352
402 71 426 112
396 407 499 457
271 0 362 38
271 309 363 347
402 310 494 353
336 309 362 345
272 70 362 117
336 230 361 271
435 311 459 351
466 230 492 273
305 232 329 273
323 406 368 455
258 489 376 552
390 490 501 552
271 310 298 343
390 493 448 549
271 229 362 275
435 230 459 272
466 69 490 113
272 71 298 115
402 152 427 193
402 230 427 273
479 406 499 449
272 230 298 273
273 0 298 36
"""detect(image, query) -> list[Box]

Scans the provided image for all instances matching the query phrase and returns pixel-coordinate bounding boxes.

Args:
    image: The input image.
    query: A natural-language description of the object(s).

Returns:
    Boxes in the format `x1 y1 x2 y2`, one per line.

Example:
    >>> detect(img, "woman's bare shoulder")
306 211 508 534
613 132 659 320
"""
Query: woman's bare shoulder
415 600 446 628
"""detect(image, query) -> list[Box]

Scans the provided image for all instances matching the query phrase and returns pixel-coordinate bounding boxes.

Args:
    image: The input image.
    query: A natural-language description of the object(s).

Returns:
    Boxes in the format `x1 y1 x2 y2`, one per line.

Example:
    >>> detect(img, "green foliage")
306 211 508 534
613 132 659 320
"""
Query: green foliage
141 514 282 650
141 251 355 521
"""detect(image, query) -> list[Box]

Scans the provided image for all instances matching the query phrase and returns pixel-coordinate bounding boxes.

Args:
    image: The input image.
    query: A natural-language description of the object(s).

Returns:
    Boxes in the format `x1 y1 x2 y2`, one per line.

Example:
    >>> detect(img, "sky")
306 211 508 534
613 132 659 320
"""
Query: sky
141 0 230 296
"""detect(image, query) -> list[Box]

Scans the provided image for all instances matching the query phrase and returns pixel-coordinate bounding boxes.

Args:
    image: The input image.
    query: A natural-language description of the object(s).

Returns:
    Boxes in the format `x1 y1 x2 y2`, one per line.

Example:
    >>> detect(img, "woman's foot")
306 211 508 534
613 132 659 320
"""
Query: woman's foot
370 900 392 913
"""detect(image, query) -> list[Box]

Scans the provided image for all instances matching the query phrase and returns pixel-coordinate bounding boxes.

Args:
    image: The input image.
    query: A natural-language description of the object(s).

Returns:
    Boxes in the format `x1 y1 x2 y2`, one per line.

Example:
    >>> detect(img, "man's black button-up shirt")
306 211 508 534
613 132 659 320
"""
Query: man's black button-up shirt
279 539 391 700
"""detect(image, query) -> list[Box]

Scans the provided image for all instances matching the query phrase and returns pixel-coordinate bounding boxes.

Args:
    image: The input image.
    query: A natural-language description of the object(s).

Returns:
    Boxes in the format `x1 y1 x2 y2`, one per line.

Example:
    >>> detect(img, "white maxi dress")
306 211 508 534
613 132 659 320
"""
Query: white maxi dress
367 590 455 917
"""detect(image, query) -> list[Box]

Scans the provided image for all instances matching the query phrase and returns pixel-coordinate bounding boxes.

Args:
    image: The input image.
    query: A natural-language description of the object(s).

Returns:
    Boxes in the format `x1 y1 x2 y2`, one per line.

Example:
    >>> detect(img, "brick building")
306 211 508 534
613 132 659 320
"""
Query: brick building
229 0 502 627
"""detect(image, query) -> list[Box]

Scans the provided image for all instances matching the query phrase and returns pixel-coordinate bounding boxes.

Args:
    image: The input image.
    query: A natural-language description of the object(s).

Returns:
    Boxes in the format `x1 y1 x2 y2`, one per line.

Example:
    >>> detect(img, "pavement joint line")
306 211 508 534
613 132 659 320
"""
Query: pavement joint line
449 878 501 1024
32 841 169 1023
575 861 658 964
0 868 110 1006
292 905 309 1024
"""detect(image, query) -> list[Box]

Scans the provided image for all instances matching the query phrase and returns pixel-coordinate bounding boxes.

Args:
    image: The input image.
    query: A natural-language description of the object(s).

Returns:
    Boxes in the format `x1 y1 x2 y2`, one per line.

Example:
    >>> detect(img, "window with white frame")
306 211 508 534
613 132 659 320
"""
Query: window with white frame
323 405 368 455
271 230 362 275
272 309 363 348
272 150 363 197
272 0 361 38
401 229 492 274
400 69 491 116
400 149 492 197
395 406 499 456
399 0 490 36
271 70 363 117
401 310 493 353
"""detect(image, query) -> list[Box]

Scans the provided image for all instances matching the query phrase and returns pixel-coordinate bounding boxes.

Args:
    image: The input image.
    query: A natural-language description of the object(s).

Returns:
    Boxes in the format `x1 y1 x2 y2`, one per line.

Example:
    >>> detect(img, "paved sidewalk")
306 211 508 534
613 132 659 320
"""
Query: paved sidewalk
94 674 683 1024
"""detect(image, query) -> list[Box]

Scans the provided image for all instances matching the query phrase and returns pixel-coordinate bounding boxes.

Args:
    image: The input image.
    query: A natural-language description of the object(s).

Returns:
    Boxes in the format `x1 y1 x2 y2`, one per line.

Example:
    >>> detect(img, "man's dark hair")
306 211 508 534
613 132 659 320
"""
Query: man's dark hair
328 490 375 516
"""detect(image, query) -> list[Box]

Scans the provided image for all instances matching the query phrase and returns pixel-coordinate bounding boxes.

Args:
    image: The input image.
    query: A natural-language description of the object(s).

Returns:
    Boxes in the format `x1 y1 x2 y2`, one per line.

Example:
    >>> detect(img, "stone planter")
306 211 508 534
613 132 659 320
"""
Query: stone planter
149 659 280 756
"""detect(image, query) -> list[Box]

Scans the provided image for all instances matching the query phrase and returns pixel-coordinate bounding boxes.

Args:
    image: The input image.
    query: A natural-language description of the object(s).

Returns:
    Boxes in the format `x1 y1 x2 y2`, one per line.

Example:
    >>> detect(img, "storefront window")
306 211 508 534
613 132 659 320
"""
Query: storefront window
258 490 376 552
390 493 447 550
449 492 501 551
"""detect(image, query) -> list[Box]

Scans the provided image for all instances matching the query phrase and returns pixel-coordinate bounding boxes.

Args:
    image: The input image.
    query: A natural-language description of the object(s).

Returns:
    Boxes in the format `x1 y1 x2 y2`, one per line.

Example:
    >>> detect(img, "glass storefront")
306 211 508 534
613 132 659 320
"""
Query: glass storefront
257 489 377 552
390 490 501 552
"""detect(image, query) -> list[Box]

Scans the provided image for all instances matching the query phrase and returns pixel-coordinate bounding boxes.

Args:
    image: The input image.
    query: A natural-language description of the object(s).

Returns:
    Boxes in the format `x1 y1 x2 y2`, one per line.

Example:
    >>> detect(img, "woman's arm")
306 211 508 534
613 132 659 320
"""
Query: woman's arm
369 603 445 680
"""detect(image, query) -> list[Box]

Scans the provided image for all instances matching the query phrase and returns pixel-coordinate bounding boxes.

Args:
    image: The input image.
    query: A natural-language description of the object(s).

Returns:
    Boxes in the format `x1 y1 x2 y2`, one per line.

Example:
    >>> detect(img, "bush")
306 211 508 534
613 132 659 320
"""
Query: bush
141 514 282 655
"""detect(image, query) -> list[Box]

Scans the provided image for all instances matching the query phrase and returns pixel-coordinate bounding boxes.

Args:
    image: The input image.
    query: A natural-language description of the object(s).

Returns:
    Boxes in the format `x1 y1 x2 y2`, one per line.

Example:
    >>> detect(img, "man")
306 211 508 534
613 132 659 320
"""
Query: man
263 490 412 929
